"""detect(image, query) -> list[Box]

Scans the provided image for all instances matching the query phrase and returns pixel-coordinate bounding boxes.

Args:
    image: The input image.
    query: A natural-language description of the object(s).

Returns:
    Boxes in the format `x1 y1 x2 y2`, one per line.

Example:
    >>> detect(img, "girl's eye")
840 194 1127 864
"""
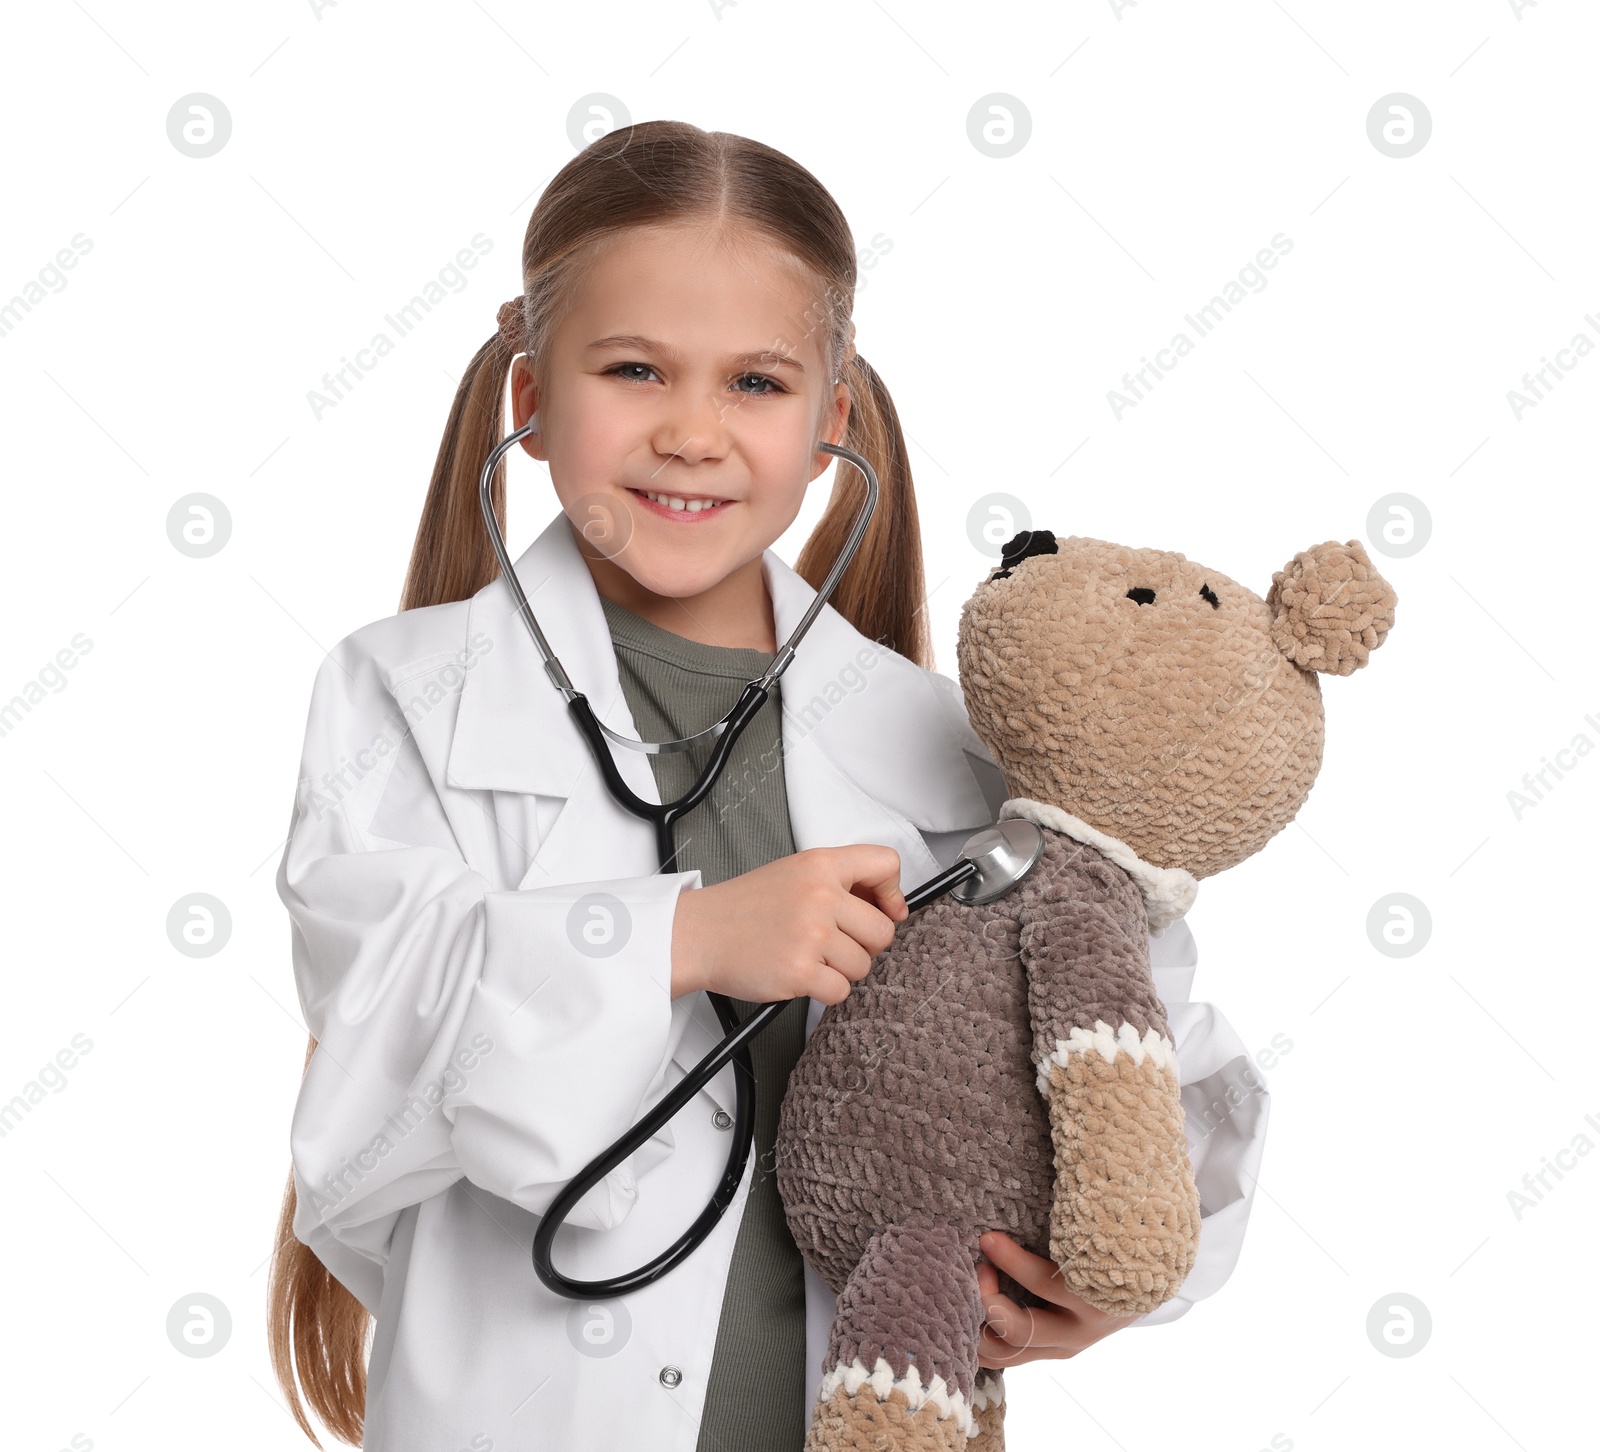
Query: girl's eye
606 362 660 384
603 363 786 396
733 372 785 396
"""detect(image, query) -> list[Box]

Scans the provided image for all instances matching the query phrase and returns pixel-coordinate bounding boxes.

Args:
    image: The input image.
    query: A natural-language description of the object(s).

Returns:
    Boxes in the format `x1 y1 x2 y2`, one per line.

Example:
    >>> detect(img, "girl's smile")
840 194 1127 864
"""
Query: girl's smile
625 487 736 520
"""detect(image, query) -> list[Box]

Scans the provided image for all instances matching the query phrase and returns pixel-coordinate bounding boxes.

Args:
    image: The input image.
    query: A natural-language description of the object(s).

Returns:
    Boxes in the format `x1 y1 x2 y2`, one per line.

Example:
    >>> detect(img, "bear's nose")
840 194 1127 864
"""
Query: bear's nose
989 528 1058 580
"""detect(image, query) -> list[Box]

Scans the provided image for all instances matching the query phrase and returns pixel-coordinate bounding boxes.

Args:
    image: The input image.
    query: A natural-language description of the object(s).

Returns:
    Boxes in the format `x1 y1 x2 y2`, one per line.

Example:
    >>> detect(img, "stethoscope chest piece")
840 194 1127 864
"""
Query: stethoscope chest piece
948 818 1046 906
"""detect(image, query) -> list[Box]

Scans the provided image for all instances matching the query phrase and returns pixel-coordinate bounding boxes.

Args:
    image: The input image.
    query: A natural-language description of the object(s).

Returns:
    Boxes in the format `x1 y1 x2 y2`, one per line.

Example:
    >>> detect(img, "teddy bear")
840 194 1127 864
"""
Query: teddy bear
776 530 1397 1451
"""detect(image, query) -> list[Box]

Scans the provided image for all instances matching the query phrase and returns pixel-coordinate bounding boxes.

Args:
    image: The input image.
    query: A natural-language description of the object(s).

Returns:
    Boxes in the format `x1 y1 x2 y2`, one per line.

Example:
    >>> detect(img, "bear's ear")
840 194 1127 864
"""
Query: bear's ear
990 529 1059 579
1266 539 1397 675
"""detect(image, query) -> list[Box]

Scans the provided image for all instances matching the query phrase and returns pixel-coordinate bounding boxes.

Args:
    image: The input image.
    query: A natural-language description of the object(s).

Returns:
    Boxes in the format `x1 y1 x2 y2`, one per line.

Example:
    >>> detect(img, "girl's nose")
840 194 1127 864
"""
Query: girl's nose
650 387 735 465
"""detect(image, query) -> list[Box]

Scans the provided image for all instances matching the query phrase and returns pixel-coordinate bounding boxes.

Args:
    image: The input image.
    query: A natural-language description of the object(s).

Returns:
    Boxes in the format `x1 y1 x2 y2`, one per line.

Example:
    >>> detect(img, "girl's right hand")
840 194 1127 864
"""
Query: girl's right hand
670 845 908 1005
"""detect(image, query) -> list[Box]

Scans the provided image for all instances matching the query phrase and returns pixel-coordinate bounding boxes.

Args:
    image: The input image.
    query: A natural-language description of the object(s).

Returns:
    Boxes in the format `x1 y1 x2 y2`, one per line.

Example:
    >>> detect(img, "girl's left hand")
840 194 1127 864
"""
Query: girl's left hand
976 1232 1141 1368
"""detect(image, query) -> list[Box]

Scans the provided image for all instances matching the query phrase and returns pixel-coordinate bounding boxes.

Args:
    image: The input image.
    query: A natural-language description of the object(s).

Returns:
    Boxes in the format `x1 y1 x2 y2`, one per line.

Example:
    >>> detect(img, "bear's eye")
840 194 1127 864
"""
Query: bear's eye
1199 583 1220 608
1126 587 1156 605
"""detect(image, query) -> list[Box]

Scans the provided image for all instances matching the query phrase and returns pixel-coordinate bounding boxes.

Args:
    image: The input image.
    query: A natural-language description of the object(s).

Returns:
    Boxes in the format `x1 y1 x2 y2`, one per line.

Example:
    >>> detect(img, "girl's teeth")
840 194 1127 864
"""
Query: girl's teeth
642 491 724 513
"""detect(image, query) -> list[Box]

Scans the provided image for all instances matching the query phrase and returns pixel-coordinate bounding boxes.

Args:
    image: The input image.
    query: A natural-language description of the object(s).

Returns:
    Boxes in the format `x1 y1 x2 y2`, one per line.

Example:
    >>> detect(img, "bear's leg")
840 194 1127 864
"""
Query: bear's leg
968 1370 1006 1450
804 1221 984 1452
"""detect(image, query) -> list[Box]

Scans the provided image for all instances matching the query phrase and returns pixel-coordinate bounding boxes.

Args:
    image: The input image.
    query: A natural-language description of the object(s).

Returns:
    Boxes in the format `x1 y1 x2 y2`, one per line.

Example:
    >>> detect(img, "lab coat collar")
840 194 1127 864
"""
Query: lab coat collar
446 508 996 837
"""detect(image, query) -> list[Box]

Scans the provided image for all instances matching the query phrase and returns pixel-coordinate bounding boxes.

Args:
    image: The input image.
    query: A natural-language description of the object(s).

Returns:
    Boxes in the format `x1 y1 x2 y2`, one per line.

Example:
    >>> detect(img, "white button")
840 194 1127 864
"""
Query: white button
712 1109 733 1130
659 1365 683 1388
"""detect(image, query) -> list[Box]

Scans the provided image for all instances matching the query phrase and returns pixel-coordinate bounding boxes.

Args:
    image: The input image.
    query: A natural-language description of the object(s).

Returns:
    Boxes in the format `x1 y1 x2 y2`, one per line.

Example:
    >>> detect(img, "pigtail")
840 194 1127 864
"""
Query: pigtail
399 330 521 613
794 352 931 670
267 1038 370 1447
266 322 524 1447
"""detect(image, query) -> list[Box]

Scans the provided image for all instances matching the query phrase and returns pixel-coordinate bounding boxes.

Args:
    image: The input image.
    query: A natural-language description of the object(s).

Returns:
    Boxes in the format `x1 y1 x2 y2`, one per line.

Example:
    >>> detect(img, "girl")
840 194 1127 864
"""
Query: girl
267 120 1264 1452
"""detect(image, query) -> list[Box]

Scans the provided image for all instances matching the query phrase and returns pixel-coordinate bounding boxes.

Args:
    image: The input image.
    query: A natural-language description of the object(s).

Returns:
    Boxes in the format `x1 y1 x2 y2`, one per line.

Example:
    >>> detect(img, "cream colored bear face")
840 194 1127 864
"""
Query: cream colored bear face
955 533 1397 879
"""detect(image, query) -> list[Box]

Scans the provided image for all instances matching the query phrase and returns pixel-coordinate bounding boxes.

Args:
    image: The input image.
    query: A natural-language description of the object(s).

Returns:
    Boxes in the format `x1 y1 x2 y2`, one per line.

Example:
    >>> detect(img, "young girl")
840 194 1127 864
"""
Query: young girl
267 120 1264 1452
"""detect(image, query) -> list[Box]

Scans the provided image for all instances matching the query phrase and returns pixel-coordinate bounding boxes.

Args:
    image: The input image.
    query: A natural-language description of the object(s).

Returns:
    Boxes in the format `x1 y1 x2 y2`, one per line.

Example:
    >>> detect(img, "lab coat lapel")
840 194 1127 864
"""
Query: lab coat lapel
447 510 664 888
761 547 995 887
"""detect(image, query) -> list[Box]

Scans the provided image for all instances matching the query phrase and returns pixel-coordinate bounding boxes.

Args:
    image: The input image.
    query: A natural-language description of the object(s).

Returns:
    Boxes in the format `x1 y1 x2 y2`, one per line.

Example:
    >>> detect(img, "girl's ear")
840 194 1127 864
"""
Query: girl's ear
1266 539 1398 675
509 358 545 460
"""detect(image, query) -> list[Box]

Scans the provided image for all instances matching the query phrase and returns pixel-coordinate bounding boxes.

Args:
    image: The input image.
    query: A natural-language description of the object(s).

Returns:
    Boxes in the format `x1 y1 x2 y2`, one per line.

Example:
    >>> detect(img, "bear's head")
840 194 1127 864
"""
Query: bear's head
956 531 1398 879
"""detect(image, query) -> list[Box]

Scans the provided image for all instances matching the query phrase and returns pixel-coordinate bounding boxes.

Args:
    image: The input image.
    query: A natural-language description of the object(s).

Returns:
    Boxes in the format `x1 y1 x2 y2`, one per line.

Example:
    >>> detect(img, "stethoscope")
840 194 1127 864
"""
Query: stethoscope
478 421 1045 1299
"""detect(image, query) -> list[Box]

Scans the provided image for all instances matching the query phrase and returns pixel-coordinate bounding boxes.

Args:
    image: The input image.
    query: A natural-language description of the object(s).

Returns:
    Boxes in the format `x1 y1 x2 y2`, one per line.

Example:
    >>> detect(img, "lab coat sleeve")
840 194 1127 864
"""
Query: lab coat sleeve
1132 920 1270 1325
278 644 698 1291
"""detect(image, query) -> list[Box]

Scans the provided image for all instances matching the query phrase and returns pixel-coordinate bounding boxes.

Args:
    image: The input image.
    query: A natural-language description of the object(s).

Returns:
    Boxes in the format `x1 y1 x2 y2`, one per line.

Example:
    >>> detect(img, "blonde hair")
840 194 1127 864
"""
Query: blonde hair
268 118 930 1446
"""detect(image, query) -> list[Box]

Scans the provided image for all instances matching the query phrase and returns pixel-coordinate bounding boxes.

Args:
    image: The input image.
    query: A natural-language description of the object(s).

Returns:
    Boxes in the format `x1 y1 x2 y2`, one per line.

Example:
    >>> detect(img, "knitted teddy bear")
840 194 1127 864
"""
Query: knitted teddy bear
776 531 1397 1451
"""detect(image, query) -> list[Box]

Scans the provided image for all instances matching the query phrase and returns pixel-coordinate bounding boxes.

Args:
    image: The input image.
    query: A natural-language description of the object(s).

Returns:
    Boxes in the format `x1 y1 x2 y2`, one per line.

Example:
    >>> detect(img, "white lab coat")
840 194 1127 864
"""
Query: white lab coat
277 508 1270 1452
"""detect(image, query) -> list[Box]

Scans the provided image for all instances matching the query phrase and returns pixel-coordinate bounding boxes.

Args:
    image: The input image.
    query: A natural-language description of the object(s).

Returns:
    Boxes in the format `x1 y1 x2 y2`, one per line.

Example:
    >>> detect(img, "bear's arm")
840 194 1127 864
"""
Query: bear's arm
1016 828 1202 1316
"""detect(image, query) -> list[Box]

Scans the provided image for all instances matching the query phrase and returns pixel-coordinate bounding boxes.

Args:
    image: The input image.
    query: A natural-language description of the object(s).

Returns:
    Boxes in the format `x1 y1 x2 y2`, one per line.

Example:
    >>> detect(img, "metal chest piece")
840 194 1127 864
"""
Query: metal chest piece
948 817 1046 905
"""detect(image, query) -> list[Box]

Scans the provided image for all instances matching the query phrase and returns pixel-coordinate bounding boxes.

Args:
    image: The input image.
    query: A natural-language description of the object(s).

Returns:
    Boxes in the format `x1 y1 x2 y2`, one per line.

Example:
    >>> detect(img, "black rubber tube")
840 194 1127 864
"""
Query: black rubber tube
529 810 980 1298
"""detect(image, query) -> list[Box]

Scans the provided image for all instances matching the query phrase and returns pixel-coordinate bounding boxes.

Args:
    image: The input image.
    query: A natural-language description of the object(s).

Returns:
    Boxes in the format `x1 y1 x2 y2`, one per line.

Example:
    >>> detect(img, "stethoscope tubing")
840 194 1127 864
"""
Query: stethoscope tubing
529 849 984 1298
479 431 889 1298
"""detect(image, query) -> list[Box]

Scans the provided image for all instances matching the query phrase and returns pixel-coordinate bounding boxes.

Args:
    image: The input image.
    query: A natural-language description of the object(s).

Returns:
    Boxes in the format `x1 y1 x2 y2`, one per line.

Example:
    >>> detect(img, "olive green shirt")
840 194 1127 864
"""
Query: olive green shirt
600 595 808 1452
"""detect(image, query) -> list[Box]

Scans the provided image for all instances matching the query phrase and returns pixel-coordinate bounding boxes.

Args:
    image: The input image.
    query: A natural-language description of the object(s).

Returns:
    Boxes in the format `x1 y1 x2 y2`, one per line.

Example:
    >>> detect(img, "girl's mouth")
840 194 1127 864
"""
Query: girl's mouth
627 487 734 522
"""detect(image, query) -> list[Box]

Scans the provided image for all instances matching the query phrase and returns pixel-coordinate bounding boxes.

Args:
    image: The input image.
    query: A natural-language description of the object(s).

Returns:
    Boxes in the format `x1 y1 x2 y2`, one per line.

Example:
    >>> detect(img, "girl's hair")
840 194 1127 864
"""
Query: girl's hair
267 118 929 1446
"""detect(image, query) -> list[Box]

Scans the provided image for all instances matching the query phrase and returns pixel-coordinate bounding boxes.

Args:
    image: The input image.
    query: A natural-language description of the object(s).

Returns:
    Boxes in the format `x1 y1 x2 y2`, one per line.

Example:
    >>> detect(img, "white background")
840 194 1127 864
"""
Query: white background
2 1 1595 1449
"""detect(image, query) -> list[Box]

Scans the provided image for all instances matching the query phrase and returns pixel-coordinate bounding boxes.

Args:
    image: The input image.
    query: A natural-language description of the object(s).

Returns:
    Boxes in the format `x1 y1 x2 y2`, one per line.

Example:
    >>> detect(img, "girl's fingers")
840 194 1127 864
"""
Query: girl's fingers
833 883 901 958
980 1231 1093 1315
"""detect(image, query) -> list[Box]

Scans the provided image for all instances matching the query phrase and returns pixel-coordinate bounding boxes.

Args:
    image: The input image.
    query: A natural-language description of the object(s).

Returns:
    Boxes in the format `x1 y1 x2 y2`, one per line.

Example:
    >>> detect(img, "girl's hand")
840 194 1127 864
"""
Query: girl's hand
976 1232 1141 1368
670 845 907 1004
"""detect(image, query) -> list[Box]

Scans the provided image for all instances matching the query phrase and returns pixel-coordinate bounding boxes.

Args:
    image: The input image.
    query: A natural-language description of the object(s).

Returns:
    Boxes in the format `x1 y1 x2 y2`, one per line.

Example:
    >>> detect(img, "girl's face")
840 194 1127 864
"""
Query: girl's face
511 223 851 604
